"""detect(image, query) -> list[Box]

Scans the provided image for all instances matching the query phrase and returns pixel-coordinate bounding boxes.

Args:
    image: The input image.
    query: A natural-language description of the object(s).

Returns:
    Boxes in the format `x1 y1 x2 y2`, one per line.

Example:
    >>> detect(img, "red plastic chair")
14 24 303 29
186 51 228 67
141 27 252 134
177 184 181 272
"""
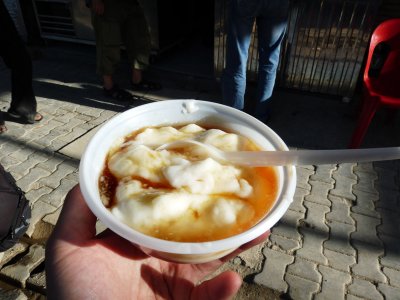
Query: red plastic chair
349 18 400 148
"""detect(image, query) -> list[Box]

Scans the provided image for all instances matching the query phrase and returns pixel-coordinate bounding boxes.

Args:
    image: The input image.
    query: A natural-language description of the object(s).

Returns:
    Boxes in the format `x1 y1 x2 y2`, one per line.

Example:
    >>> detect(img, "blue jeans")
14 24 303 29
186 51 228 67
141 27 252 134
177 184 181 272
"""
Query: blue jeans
222 0 289 120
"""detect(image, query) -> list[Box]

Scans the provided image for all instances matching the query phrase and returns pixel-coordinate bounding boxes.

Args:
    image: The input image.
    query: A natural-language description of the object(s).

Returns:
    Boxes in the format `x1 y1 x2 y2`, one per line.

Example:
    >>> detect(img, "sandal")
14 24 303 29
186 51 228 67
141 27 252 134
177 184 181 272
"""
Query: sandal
7 110 43 124
0 123 7 133
104 85 134 102
131 80 162 92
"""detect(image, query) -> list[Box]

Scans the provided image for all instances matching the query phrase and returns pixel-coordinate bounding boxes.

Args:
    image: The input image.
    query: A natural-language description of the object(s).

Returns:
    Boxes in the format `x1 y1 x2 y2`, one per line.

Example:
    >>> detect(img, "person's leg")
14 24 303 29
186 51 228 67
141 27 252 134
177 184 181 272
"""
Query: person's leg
253 0 289 120
123 0 149 85
221 0 259 110
0 0 40 124
91 1 134 100
123 0 161 91
91 10 120 87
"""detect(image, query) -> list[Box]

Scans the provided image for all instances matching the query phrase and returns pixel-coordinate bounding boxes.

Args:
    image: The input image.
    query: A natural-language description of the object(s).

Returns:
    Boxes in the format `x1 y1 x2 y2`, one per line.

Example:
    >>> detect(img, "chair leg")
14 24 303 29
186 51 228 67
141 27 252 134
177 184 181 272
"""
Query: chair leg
348 96 380 148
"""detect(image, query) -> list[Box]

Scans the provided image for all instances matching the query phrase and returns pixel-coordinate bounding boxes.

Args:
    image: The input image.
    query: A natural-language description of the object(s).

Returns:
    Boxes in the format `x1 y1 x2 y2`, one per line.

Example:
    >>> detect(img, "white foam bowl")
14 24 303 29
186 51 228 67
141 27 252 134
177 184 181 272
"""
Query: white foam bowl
79 99 296 263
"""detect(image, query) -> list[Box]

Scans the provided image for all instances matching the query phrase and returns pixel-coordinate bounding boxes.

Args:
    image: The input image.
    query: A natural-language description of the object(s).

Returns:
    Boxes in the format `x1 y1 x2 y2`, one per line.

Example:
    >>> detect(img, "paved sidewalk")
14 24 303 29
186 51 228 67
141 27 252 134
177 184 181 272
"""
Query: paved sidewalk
0 42 400 299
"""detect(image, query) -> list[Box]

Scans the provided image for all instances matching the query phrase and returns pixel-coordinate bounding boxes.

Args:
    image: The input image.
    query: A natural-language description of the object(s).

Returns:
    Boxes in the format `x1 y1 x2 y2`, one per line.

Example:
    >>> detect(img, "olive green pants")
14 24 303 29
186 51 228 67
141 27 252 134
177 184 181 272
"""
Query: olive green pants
91 0 151 76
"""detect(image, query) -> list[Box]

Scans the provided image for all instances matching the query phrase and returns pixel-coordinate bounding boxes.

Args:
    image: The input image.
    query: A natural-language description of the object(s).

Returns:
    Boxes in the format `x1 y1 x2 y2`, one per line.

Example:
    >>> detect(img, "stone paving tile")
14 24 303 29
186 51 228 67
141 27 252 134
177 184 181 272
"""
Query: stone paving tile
0 243 30 268
379 234 400 270
375 188 400 211
16 168 52 192
297 227 328 265
351 189 380 218
286 273 320 300
345 293 366 299
8 146 36 163
323 249 355 273
353 167 379 195
383 267 400 288
377 208 400 238
254 248 294 293
335 163 358 180
374 166 399 191
24 186 53 205
295 166 314 191
31 130 67 149
351 213 382 246
236 243 266 271
351 241 386 283
7 152 49 181
347 278 384 300
0 155 21 170
268 235 300 254
87 110 118 127
305 180 332 206
0 288 28 300
354 162 375 174
302 201 330 232
26 270 46 295
2 127 28 142
324 220 356 256
0 139 23 154
58 126 88 143
326 195 355 225
287 257 322 283
315 265 351 300
76 106 103 118
0 245 45 288
377 283 400 300
290 187 308 213
56 115 87 130
26 200 59 237
27 119 66 141
330 163 357 201
52 109 76 124
37 163 77 189
310 164 336 184
271 209 303 241
35 154 66 173
37 177 78 208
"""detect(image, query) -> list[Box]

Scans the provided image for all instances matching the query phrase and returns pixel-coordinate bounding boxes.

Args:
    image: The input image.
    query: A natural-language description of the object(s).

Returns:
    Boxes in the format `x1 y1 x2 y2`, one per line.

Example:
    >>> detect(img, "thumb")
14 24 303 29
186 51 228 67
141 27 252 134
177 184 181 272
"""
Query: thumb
191 271 242 300
51 185 97 243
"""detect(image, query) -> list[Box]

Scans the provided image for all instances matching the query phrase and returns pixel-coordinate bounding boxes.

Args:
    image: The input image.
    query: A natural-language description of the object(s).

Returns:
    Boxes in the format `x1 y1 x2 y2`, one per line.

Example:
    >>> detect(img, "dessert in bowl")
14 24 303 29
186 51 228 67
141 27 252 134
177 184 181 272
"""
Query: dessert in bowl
79 99 296 263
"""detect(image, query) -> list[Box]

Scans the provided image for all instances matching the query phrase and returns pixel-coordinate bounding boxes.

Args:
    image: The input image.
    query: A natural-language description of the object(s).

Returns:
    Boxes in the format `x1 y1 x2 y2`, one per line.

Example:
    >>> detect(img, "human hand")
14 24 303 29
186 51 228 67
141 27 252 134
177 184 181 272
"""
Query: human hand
45 185 270 300
91 0 104 15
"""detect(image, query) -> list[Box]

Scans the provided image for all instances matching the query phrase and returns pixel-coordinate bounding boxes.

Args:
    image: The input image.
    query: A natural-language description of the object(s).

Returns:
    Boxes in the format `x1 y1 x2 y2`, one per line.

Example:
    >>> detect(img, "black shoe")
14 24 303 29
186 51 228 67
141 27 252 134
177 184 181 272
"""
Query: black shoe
104 85 135 102
131 80 162 92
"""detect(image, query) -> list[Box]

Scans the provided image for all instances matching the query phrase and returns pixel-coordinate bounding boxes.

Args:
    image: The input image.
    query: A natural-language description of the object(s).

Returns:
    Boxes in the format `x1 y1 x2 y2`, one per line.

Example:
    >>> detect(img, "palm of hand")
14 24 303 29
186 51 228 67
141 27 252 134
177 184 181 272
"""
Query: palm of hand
45 186 245 300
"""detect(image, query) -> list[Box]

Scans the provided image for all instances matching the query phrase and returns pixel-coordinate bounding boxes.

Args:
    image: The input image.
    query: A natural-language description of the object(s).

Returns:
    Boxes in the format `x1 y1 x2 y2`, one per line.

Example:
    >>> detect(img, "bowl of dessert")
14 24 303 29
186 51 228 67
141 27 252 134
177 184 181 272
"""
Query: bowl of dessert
79 99 296 263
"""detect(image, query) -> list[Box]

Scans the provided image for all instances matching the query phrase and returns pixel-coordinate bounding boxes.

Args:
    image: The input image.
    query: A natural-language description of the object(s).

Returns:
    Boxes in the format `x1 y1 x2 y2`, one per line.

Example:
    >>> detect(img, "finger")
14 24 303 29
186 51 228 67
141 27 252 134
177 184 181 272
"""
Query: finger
52 185 97 243
191 271 242 300
220 230 270 262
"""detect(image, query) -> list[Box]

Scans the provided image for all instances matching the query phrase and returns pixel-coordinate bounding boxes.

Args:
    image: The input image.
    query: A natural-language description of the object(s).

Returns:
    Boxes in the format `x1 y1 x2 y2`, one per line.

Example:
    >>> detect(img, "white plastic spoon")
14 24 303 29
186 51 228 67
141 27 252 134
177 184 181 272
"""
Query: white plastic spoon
157 139 400 166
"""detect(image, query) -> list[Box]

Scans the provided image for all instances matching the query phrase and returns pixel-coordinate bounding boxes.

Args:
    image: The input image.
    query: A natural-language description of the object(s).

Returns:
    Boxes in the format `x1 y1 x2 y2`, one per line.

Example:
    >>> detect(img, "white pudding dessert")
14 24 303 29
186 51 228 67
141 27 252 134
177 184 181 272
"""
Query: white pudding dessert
99 123 278 242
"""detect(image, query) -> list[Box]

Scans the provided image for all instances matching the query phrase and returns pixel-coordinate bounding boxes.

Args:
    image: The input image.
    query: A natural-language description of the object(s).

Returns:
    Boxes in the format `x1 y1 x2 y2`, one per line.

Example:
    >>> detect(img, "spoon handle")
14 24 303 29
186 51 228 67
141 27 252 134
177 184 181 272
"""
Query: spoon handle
225 147 400 166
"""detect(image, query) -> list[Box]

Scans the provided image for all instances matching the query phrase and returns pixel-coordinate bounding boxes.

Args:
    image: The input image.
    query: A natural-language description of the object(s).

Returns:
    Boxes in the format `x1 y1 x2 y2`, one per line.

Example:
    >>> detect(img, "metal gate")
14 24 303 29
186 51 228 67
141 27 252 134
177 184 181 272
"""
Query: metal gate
214 0 382 99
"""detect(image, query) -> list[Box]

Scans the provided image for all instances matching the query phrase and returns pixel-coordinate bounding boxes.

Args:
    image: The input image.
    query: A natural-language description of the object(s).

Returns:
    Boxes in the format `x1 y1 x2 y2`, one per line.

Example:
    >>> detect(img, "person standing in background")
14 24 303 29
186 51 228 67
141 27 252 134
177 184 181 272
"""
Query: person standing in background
0 0 43 133
89 0 161 102
221 0 289 122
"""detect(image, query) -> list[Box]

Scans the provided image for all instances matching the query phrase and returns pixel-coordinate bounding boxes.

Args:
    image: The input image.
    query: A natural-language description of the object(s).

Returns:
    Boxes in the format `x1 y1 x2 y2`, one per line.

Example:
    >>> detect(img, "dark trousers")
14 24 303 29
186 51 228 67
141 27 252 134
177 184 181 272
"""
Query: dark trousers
0 0 37 123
